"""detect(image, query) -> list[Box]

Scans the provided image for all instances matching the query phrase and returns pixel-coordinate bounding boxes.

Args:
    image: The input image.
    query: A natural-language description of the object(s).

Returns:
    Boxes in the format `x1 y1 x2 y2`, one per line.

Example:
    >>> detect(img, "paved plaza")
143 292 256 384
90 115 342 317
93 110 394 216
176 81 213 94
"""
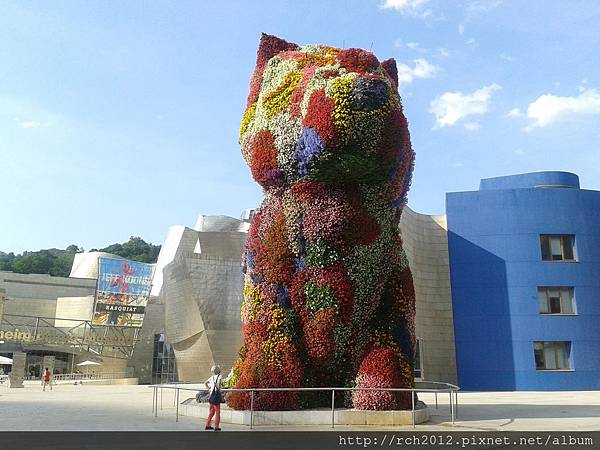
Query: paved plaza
1 384 599 431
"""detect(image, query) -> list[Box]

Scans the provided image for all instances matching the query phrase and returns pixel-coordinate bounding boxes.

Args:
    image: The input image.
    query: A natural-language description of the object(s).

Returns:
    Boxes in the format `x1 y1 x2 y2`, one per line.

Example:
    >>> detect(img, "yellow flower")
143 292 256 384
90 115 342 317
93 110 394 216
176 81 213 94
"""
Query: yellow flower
262 71 302 119
239 102 257 141
330 77 354 145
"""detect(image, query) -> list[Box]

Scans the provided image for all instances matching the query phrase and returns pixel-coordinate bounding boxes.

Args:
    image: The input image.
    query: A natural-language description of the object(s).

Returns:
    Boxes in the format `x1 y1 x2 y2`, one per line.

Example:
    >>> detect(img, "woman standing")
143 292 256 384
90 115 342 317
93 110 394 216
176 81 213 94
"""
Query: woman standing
204 365 222 431
42 367 52 391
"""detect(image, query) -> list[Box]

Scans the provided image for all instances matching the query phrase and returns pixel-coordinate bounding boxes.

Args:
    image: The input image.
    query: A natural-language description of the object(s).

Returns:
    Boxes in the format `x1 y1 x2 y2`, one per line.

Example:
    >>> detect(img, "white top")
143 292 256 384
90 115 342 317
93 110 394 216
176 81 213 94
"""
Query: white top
205 374 222 392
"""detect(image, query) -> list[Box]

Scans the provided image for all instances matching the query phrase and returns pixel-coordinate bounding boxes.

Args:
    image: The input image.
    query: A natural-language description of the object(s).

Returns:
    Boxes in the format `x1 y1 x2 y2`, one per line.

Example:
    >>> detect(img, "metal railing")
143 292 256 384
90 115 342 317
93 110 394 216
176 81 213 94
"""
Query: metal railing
1 313 140 359
54 371 133 382
149 381 460 429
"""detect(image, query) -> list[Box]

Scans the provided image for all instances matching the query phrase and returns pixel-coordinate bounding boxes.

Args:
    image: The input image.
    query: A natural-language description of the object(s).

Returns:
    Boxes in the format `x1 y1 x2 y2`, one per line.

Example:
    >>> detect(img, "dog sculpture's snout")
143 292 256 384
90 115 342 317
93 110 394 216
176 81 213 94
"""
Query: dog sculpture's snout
351 78 389 111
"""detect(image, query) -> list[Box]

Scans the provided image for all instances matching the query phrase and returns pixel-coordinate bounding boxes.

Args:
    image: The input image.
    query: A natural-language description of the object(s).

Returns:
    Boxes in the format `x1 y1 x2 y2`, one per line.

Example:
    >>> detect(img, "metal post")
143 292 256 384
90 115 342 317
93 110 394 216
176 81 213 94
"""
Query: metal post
331 390 335 428
154 387 158 417
435 391 438 409
411 390 416 428
450 391 454 425
152 386 155 415
176 388 180 422
454 391 458 419
250 390 255 430
174 388 176 406
160 387 163 410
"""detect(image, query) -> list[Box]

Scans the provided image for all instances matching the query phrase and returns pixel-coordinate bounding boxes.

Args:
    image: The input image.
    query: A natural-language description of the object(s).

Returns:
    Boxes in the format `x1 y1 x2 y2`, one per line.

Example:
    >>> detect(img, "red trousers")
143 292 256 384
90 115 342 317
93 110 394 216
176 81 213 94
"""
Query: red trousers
206 403 220 429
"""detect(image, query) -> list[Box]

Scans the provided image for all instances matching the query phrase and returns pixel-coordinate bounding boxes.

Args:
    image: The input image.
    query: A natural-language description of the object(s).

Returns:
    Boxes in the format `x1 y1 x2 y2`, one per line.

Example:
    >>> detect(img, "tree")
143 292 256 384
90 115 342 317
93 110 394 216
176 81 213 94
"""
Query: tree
98 237 160 263
65 244 83 254
0 237 161 277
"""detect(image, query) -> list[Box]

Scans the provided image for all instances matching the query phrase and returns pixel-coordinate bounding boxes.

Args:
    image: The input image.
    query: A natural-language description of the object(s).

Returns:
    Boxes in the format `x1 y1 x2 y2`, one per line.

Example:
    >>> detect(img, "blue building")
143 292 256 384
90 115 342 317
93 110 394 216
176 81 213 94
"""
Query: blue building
447 171 600 391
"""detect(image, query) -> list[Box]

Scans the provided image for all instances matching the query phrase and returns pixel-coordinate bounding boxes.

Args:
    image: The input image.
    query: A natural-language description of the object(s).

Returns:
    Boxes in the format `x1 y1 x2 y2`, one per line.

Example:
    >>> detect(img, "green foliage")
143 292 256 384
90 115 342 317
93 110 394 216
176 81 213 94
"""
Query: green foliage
0 245 81 277
281 308 301 341
306 240 339 268
97 236 160 263
308 151 391 185
304 282 337 313
0 237 160 277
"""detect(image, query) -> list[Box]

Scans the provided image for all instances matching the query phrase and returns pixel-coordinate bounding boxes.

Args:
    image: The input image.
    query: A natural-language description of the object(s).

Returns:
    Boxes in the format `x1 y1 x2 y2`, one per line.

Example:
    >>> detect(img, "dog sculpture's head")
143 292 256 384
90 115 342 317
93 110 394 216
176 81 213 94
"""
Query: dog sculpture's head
240 33 414 208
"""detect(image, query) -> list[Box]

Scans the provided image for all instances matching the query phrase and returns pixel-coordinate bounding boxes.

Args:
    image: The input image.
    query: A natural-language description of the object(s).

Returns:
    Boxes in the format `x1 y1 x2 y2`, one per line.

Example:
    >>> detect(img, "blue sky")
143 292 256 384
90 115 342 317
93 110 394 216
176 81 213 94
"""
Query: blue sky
1 0 599 253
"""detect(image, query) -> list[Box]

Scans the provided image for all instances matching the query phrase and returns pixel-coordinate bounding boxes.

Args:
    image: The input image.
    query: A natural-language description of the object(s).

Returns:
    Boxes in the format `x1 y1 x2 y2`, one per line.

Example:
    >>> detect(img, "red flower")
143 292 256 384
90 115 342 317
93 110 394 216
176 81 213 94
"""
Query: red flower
254 211 295 285
304 308 336 365
290 66 317 118
337 48 380 74
345 210 380 247
248 130 284 188
302 89 338 147
247 34 299 106
353 346 411 410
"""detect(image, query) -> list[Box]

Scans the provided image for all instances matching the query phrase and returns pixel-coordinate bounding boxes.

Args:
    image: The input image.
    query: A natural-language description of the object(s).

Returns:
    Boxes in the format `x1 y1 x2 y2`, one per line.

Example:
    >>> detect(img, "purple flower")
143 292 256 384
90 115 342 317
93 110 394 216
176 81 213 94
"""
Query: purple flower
295 128 324 176
250 271 264 285
294 256 306 271
245 249 256 270
276 285 291 308
264 168 285 187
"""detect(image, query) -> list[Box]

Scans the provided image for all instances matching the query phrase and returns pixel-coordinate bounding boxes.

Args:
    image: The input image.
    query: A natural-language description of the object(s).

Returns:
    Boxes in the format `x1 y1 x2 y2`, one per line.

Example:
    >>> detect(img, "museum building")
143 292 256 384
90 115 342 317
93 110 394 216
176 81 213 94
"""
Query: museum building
1 171 599 391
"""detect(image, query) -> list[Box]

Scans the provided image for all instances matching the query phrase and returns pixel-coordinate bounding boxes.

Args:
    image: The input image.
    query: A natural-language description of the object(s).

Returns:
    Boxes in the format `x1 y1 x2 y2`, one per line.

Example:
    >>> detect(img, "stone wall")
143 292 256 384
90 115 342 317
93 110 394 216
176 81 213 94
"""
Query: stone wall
0 272 96 324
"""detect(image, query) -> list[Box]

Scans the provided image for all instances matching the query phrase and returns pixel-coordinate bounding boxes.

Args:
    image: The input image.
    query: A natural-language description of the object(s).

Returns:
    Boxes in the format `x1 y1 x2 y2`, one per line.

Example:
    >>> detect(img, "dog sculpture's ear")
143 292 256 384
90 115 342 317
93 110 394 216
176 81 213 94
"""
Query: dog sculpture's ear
382 58 398 88
256 33 298 65
247 34 299 106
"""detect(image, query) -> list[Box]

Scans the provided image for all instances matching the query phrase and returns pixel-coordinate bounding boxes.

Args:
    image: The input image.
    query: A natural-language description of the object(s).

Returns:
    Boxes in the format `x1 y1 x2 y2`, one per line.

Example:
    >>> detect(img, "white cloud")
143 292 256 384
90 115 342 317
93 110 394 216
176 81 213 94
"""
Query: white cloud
406 42 428 53
500 53 515 62
458 24 465 35
437 47 450 57
20 120 43 129
466 0 503 15
514 148 526 156
506 108 523 118
525 89 600 130
381 0 432 17
429 83 501 128
464 122 481 131
396 58 438 88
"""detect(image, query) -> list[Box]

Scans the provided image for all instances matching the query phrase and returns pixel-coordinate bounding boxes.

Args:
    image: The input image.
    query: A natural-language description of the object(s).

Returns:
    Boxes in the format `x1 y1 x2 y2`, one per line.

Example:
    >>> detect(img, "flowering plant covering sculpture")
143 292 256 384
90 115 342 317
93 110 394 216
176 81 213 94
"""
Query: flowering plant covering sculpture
227 34 416 411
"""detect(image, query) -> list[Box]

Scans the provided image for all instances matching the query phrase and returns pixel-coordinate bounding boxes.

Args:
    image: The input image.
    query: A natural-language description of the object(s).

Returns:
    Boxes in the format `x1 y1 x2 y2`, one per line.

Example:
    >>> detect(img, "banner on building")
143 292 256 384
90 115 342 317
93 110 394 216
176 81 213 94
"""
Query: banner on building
92 257 155 327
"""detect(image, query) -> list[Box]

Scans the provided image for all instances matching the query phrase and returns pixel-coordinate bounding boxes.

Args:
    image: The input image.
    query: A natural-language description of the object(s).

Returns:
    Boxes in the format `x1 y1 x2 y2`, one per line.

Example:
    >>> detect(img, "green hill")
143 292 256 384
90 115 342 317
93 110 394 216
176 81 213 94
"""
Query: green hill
0 237 161 278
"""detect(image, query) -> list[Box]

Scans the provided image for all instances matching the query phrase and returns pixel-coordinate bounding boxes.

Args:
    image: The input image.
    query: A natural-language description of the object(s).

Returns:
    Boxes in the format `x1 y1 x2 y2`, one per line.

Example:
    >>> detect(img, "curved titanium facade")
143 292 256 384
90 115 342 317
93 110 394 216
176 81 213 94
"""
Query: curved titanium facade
400 207 456 384
159 219 248 382
447 171 600 390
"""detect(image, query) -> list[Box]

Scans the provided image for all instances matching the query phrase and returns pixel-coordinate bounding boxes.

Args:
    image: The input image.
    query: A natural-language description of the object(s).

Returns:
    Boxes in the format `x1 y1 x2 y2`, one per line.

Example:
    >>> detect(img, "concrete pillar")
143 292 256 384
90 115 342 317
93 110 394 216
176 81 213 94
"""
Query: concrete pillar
8 351 25 388
42 355 56 376
0 288 5 321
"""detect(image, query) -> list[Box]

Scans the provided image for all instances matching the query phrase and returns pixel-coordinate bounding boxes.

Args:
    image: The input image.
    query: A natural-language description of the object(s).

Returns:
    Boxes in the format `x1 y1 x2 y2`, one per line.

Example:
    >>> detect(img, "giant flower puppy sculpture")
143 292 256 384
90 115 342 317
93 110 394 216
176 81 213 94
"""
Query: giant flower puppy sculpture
228 34 416 411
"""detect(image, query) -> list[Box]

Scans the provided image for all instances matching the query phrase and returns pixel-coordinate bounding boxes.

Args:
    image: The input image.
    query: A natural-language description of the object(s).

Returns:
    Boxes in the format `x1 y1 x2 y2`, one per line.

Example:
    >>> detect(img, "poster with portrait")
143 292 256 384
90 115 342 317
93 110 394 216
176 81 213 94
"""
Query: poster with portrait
92 257 155 327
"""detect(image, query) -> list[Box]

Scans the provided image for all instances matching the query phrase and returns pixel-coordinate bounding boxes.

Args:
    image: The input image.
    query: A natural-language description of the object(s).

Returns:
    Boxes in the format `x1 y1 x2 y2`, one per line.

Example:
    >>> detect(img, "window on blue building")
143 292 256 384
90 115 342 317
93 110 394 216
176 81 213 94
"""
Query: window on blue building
540 235 576 261
537 287 575 314
534 341 571 370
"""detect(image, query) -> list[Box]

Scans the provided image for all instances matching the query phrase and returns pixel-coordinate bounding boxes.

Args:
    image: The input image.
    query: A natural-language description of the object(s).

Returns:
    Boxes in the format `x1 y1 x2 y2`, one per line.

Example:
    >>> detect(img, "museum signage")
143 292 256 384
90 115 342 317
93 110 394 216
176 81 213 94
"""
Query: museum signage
0 328 132 345
91 257 155 328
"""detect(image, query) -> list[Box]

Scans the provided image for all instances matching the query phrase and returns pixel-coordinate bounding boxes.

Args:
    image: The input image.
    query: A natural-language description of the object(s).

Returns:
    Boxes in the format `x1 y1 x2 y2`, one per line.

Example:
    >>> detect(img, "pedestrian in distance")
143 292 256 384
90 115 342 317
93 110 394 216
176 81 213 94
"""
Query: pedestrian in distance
204 365 223 431
42 367 52 391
